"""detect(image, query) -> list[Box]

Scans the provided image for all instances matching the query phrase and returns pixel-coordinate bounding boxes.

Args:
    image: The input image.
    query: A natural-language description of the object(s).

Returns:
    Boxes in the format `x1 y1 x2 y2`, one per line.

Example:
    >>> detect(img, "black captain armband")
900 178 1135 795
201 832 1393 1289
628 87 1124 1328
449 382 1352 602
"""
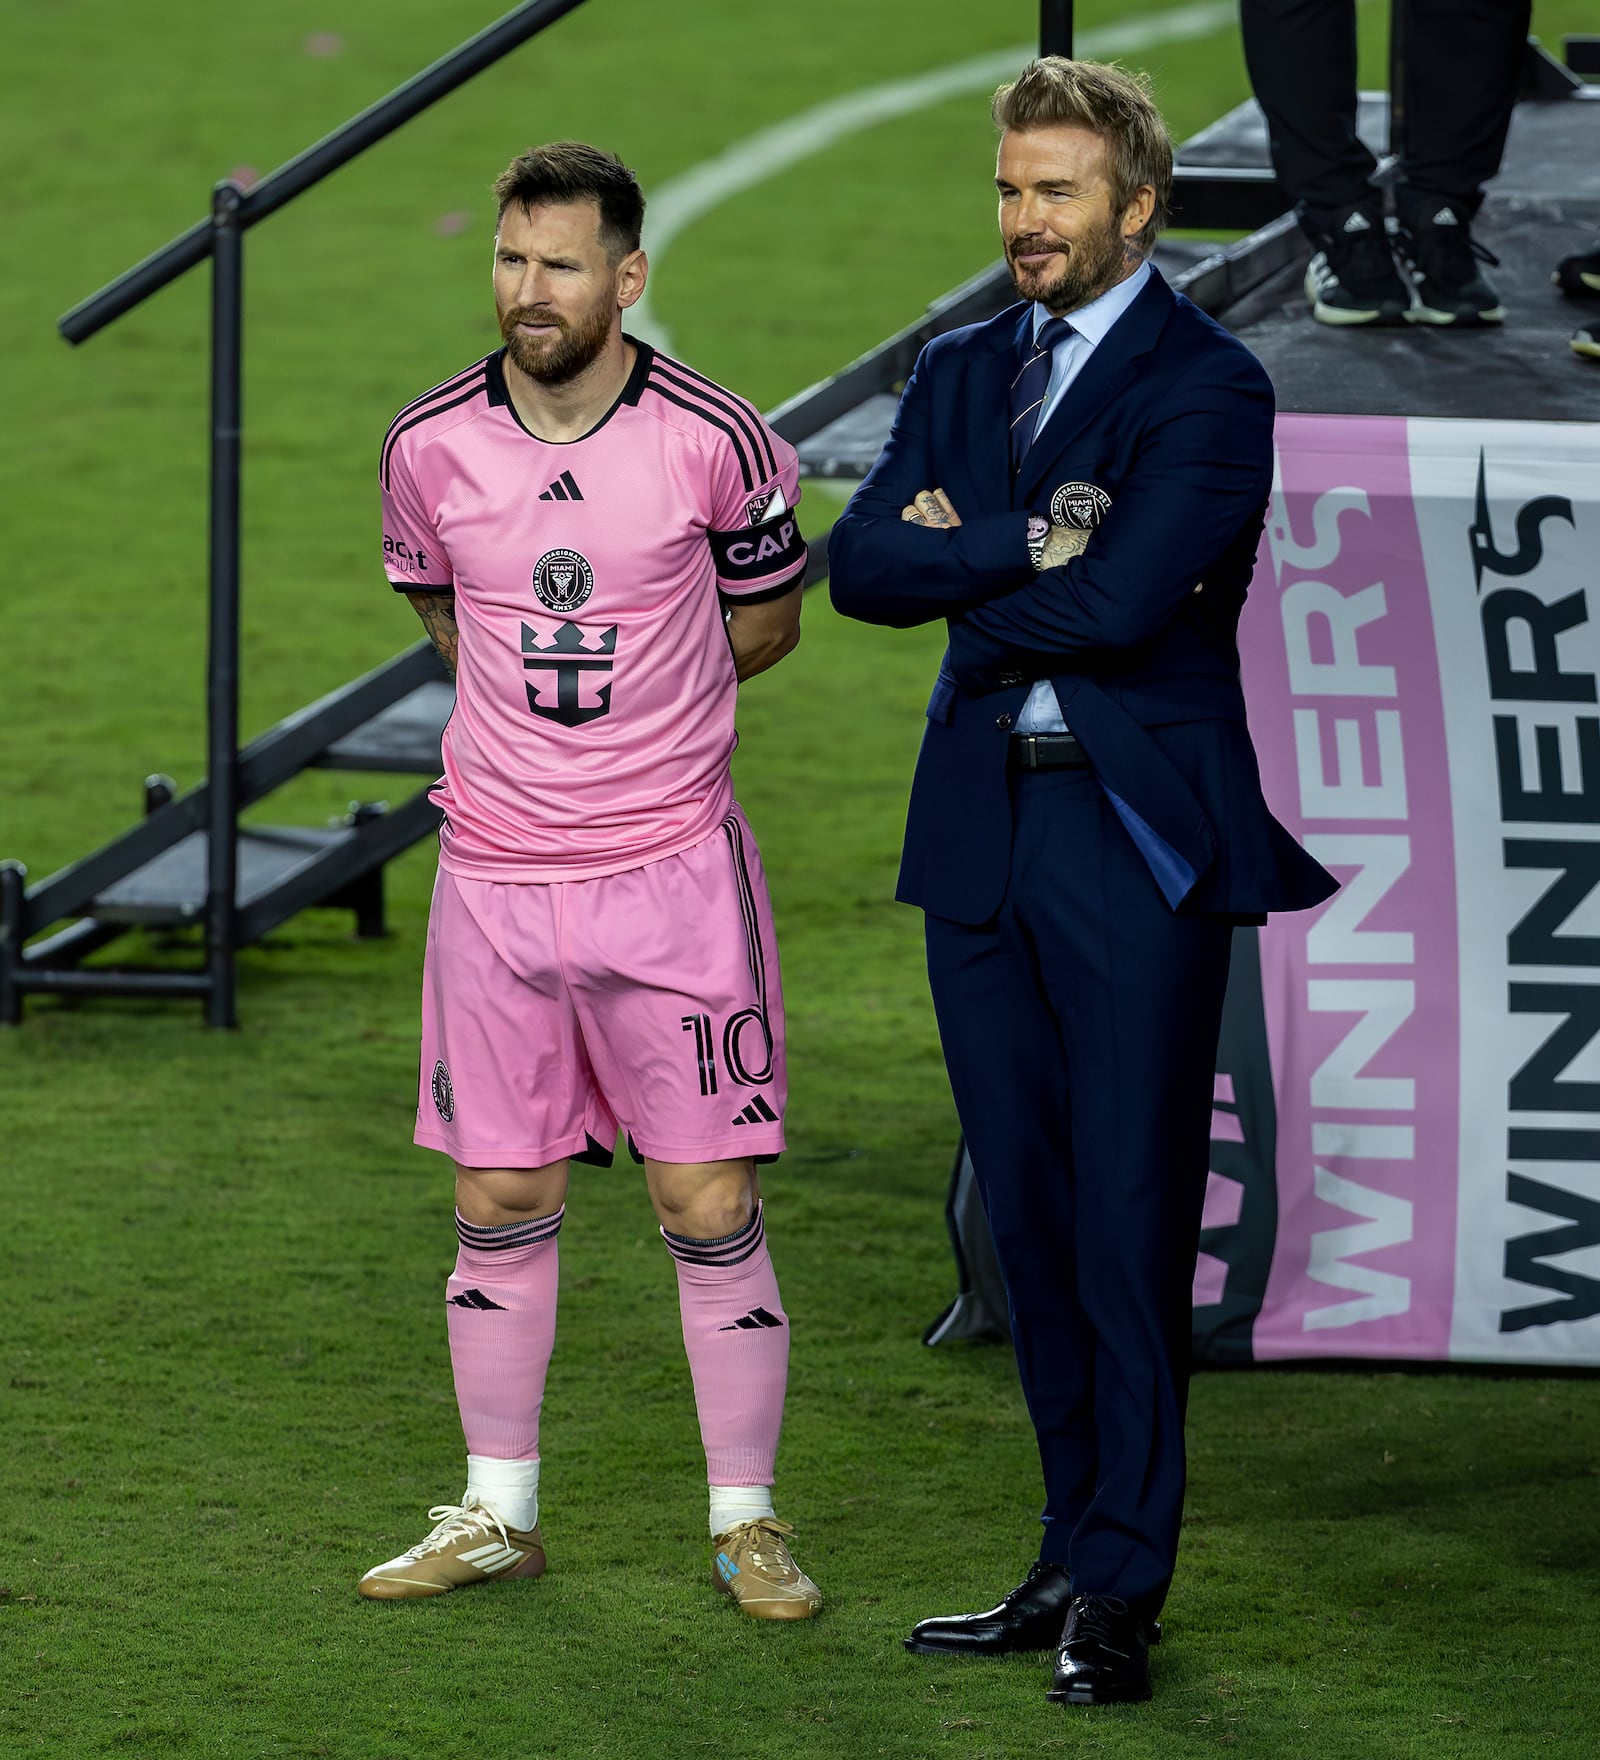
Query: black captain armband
708 507 806 584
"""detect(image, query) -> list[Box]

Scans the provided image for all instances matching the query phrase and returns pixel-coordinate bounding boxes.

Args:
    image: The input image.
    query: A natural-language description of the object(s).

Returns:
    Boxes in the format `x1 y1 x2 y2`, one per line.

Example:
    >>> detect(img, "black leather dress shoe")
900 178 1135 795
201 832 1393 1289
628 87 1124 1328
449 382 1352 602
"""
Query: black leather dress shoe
904 1562 1075 1656
1046 1594 1161 1705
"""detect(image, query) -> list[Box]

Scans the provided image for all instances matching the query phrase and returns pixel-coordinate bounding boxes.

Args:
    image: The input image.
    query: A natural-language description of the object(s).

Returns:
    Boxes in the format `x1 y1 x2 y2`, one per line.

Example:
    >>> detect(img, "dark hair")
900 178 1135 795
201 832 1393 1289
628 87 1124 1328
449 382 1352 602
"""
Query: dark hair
492 142 645 259
991 58 1173 251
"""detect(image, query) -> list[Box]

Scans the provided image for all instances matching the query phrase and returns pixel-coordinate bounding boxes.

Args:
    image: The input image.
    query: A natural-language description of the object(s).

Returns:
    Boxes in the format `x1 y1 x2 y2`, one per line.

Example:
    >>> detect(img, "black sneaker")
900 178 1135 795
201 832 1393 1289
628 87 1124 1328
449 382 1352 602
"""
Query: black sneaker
1302 203 1411 326
1397 200 1505 325
1553 242 1600 302
1573 322 1599 361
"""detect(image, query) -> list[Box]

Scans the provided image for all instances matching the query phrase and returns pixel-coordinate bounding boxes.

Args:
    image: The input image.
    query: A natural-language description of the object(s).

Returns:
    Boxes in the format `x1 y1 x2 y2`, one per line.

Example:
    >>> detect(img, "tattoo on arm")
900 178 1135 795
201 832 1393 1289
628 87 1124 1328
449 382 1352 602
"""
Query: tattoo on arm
1040 526 1090 569
408 591 459 677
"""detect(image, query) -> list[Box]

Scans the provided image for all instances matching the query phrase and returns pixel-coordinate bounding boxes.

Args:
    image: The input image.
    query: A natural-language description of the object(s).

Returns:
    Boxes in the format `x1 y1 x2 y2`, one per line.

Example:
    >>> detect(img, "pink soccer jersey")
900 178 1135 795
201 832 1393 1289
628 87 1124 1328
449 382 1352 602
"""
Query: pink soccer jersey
380 342 805 880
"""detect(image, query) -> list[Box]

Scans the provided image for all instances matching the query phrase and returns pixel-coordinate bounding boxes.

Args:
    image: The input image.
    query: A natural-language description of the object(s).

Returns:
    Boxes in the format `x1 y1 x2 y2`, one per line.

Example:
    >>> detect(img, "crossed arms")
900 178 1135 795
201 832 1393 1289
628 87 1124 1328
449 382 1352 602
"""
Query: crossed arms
826 340 1274 681
904 486 1088 569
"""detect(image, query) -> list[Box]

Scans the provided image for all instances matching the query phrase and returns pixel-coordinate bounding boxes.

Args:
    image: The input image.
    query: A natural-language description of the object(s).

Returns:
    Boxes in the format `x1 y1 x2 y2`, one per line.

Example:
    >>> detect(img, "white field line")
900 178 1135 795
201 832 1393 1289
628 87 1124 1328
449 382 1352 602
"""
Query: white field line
632 1 1240 351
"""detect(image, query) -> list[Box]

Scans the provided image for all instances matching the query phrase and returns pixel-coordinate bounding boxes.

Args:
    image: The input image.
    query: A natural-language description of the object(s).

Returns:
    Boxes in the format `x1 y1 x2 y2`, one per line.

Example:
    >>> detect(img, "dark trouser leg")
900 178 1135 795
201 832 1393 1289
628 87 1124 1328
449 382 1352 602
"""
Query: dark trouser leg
926 896 1097 1564
1240 0 1375 220
931 769 1231 1616
1396 0 1530 218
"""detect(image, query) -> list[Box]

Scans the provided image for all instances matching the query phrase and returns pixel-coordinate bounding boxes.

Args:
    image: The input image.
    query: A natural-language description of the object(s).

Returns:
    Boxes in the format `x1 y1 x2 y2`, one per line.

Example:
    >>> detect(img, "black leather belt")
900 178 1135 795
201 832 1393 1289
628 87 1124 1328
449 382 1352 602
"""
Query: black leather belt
1008 732 1091 771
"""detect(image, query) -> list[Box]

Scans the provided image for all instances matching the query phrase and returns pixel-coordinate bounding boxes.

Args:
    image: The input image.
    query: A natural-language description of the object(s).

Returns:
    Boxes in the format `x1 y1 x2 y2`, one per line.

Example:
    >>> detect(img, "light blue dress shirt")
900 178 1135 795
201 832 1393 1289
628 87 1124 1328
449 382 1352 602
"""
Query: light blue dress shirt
1015 260 1151 735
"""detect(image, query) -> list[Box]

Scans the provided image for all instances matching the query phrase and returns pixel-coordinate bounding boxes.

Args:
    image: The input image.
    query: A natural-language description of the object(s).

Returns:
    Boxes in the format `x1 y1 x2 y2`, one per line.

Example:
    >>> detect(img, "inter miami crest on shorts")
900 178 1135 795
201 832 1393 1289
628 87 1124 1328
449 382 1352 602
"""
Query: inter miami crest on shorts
431 1060 455 1122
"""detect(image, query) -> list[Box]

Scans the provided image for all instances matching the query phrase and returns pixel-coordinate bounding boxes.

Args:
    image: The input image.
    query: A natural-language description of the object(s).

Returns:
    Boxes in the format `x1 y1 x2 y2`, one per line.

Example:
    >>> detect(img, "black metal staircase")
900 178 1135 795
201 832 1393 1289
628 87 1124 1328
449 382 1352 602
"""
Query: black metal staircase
2 644 451 1014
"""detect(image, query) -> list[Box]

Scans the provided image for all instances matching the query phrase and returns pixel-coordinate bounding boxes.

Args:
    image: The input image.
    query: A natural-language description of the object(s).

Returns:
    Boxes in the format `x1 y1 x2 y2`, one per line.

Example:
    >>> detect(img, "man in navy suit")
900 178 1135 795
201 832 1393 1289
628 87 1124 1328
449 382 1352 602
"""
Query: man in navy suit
828 58 1335 1707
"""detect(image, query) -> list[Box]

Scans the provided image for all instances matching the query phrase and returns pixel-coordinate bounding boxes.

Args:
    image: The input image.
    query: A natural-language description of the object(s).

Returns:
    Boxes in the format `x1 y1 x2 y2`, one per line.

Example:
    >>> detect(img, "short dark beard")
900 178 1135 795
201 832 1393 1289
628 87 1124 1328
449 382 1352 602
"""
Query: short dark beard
1007 211 1131 316
499 294 614 385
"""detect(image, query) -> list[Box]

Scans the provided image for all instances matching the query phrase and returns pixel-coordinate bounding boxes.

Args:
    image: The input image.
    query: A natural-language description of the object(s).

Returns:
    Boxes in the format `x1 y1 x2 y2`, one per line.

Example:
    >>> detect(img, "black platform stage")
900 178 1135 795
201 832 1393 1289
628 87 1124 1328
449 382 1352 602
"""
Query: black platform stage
1192 89 1600 421
790 83 1599 481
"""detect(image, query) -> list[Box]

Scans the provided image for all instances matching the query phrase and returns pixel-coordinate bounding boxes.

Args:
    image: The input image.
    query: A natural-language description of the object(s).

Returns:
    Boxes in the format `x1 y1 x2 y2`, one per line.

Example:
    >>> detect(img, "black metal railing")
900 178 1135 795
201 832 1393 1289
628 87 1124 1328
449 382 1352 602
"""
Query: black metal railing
50 0 591 1026
18 0 1318 1027
1040 0 1073 58
59 0 592 344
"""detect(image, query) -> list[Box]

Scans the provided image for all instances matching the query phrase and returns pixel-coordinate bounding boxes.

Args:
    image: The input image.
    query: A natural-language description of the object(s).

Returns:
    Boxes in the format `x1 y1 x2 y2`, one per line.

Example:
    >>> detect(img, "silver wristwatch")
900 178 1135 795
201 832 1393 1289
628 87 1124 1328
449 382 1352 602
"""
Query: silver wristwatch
1026 514 1050 572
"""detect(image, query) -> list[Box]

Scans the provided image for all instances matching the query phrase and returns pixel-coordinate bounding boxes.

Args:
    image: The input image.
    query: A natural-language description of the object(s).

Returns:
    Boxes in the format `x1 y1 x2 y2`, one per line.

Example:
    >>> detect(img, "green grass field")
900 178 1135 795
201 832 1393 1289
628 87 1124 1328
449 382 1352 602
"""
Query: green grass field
5 2 1600 1755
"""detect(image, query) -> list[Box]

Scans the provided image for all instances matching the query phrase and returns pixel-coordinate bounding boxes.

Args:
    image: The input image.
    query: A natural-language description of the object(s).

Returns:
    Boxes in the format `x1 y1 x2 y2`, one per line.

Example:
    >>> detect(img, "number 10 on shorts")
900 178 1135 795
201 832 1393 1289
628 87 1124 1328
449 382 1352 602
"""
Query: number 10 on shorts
681 1008 774 1097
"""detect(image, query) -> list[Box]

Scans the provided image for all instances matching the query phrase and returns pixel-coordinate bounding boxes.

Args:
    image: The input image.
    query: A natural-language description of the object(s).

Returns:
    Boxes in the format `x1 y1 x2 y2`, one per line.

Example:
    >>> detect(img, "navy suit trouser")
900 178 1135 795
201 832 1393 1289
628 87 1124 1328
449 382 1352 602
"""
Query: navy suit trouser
924 766 1232 1617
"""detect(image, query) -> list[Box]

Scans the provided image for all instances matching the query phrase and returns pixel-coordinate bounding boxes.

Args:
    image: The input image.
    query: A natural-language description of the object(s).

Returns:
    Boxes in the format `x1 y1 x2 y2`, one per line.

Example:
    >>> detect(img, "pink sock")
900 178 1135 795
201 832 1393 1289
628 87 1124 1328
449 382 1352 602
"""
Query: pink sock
662 1201 789 1485
446 1207 562 1460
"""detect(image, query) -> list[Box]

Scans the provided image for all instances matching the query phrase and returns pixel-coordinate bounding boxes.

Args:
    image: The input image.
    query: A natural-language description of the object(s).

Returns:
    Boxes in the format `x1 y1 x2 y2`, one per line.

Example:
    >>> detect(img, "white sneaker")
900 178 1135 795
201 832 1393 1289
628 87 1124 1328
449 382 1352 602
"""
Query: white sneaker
358 1494 546 1599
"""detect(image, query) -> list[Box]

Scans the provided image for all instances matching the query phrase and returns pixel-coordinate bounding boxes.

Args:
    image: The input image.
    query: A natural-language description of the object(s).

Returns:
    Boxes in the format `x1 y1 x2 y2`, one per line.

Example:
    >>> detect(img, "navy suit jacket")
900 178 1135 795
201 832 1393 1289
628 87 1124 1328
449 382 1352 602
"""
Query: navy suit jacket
828 267 1336 927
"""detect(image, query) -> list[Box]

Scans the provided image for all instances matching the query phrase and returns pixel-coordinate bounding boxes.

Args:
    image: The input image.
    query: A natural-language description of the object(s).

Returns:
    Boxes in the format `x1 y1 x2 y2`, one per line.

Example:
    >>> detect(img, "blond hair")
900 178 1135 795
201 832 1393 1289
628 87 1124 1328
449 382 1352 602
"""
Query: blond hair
992 58 1173 251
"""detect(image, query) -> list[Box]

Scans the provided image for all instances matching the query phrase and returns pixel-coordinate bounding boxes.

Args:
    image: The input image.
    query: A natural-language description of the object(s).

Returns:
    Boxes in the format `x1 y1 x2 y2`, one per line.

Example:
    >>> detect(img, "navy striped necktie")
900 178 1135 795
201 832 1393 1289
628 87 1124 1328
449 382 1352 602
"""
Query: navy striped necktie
1009 315 1073 475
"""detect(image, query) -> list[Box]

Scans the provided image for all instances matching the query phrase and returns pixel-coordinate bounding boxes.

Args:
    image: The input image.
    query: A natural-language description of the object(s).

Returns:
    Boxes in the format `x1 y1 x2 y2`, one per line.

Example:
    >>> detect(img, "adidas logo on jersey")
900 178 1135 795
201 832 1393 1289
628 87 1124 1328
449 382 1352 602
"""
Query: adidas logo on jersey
1341 210 1373 234
538 470 584 502
1431 207 1459 226
732 1094 779 1127
718 1306 786 1332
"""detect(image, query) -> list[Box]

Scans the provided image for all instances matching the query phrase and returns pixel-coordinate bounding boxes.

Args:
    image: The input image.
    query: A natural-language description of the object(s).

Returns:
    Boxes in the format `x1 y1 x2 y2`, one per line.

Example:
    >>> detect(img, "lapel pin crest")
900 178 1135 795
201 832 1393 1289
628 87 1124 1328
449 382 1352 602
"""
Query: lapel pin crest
1050 482 1112 530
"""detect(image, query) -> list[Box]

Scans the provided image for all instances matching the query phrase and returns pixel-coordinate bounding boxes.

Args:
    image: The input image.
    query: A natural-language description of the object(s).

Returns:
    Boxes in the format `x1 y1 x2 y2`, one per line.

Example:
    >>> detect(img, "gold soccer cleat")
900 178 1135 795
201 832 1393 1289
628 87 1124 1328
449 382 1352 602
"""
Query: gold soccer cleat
358 1495 546 1599
711 1517 823 1621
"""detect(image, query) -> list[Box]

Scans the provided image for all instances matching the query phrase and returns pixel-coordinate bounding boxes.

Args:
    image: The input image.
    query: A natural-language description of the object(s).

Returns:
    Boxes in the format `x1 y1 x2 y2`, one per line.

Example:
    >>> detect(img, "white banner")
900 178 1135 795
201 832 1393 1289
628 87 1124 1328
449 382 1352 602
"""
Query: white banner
1223 414 1600 1366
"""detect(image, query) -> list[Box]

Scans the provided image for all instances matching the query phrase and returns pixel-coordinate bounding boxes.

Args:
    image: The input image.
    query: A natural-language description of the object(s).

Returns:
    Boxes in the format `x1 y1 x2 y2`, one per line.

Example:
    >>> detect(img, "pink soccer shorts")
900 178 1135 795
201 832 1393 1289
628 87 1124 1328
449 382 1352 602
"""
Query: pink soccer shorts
415 808 786 1168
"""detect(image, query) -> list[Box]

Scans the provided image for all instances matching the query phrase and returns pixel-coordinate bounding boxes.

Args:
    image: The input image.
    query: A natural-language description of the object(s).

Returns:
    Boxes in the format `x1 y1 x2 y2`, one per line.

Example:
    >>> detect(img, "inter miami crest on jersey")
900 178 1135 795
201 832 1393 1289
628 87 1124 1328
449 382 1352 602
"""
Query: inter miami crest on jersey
531 547 595 613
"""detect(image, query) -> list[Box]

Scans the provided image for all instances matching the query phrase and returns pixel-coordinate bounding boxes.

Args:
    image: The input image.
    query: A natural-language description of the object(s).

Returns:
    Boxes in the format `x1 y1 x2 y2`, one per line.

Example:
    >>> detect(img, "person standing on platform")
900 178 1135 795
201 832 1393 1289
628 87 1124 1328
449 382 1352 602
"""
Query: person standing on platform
361 142 820 1620
1240 0 1531 327
828 58 1335 1706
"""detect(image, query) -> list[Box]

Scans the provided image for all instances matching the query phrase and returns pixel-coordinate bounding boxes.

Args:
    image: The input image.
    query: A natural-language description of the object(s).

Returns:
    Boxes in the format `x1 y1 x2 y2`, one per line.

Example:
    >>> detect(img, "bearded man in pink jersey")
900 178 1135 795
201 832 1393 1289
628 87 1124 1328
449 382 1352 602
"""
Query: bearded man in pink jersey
359 143 817 1619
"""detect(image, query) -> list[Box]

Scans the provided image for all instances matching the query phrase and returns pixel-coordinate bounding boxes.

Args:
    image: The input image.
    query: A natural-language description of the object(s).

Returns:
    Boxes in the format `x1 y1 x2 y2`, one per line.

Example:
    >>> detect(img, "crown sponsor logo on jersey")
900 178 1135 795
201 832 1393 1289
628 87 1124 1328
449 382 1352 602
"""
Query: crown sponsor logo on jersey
531 547 595 613
521 619 618 726
1049 482 1112 530
431 1060 455 1122
743 483 788 527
